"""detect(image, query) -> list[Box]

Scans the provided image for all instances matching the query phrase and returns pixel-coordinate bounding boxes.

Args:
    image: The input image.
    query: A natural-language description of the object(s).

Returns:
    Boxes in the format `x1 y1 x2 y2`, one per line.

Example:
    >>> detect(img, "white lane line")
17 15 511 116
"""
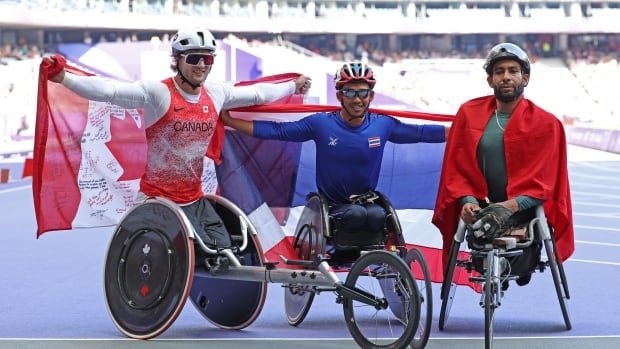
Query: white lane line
572 200 620 208
575 239 620 247
0 185 31 194
569 258 620 266
572 190 620 199
575 224 620 232
571 161 620 173
570 182 620 190
569 172 620 181
573 212 620 218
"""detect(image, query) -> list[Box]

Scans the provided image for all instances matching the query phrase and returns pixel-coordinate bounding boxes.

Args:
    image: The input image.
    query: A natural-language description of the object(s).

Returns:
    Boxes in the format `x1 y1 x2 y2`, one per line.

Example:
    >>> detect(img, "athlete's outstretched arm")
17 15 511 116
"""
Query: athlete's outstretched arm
221 109 253 136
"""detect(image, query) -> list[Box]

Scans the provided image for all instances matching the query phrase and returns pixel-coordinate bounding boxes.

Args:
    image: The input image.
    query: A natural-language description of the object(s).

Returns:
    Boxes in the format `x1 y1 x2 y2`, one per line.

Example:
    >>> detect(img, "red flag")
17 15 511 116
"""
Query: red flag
33 64 318 237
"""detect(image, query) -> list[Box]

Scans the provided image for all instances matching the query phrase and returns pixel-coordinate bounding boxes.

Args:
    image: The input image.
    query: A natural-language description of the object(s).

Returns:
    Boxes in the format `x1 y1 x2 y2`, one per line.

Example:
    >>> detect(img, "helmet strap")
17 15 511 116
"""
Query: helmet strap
176 62 201 90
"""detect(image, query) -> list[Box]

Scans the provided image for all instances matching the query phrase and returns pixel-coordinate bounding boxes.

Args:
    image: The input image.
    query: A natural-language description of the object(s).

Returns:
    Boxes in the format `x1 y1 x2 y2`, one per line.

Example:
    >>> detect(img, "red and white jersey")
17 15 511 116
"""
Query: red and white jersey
140 78 218 203
61 72 295 204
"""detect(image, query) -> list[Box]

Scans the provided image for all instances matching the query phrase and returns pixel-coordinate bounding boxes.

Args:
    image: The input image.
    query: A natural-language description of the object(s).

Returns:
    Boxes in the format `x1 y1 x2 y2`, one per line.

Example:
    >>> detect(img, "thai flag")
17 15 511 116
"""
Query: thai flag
34 60 460 286
368 136 381 148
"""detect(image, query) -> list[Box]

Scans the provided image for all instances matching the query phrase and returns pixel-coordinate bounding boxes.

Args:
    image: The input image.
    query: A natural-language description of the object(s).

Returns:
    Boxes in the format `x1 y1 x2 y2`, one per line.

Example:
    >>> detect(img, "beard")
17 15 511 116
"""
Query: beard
494 83 525 103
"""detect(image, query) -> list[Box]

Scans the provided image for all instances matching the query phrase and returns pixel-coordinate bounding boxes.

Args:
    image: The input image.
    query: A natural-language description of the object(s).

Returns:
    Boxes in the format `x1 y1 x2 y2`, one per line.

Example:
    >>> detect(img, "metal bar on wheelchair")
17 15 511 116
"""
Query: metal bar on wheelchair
197 264 336 287
454 219 467 243
534 205 551 241
195 262 387 309
334 283 388 310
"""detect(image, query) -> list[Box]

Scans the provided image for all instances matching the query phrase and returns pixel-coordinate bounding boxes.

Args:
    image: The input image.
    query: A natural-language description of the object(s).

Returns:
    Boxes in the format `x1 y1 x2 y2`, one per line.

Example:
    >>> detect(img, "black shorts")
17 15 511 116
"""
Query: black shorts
180 197 231 249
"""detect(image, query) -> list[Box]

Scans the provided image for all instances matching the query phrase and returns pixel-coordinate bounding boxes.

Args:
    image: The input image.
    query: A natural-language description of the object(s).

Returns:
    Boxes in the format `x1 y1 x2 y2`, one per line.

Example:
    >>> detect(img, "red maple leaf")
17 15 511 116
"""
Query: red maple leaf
106 109 147 181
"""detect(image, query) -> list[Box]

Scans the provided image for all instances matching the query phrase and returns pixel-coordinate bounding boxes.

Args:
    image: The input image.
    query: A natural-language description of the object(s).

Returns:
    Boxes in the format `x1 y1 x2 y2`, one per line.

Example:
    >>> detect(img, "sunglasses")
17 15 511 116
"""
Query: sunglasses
181 53 215 66
340 88 371 99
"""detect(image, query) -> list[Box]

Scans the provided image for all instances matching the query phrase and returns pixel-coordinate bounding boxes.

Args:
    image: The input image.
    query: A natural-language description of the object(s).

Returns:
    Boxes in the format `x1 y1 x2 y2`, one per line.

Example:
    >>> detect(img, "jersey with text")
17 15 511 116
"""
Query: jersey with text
140 78 218 204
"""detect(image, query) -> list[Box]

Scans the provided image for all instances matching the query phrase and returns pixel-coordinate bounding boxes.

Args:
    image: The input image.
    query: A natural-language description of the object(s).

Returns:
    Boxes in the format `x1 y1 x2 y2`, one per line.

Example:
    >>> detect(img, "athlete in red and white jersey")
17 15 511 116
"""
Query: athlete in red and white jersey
45 27 311 256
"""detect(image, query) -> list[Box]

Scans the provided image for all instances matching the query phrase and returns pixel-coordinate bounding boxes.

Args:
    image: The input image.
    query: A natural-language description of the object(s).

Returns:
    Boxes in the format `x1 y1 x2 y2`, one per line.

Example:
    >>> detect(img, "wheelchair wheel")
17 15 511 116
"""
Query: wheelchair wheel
439 240 460 331
104 198 194 339
405 248 432 349
284 194 326 326
484 252 497 349
190 196 268 330
544 238 572 330
343 250 419 349
551 230 571 299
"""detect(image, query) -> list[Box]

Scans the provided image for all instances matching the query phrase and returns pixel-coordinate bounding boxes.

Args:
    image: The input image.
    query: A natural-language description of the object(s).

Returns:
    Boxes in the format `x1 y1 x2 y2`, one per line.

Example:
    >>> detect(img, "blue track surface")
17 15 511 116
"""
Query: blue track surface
1 146 619 344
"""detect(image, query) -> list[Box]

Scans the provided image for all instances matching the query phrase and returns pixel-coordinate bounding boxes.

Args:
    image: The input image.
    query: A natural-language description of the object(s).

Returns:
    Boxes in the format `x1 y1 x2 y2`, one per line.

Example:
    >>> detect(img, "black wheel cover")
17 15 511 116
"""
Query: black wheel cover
104 198 194 339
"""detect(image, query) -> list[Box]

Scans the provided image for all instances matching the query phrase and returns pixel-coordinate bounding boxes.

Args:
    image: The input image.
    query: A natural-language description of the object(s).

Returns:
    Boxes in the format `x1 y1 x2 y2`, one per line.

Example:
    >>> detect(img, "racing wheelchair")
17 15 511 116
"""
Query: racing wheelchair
103 193 431 349
284 192 432 349
438 205 571 349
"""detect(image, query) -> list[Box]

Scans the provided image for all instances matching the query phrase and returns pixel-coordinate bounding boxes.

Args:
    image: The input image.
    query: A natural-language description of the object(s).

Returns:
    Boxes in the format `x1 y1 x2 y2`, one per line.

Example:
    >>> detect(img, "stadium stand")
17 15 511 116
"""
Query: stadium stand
1 0 620 157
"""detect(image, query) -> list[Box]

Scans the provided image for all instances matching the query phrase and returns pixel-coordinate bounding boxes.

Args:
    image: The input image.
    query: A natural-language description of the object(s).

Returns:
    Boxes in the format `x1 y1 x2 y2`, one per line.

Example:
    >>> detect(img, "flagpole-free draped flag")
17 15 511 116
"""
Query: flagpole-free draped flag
34 60 465 286
33 62 303 237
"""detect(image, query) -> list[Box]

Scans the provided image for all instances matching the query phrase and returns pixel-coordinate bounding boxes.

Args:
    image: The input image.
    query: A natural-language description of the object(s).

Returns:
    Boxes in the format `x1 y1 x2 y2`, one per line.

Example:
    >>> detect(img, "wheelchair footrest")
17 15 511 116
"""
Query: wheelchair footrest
469 276 485 283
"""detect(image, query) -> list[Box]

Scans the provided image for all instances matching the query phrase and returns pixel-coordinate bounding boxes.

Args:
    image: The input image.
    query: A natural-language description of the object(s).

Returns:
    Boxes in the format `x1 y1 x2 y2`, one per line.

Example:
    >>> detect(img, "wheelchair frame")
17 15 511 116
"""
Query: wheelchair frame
438 205 571 349
283 192 433 349
103 193 431 349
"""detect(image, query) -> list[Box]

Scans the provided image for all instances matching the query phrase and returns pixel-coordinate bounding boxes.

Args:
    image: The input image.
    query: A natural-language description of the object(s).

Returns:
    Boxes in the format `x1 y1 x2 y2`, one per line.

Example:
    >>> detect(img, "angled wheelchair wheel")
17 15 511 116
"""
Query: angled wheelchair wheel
439 240 460 331
189 196 268 330
405 248 432 349
484 252 497 349
343 250 419 349
104 197 194 339
551 230 571 299
544 238 572 330
284 194 326 326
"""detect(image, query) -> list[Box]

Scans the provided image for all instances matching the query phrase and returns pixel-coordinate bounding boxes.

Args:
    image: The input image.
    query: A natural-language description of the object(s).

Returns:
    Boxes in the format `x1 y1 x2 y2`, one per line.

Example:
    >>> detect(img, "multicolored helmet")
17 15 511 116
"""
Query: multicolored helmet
171 27 217 56
334 62 376 89
484 42 530 75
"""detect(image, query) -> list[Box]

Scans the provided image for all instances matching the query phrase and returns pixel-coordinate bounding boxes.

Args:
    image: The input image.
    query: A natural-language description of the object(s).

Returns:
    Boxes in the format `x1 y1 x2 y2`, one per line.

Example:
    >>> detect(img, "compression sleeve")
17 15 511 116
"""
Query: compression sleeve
388 120 445 144
217 81 296 110
253 117 315 141
460 196 479 206
515 195 544 211
61 73 170 127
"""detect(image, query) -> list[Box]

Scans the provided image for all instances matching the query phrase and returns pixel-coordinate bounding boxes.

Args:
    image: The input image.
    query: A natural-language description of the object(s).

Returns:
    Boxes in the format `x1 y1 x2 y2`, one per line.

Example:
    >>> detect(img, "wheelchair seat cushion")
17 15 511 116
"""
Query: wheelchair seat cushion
332 228 385 250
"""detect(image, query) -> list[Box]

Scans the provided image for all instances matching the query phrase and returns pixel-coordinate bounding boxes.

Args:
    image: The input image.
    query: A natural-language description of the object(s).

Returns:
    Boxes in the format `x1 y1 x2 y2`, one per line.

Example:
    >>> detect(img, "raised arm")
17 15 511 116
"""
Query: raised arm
220 75 312 110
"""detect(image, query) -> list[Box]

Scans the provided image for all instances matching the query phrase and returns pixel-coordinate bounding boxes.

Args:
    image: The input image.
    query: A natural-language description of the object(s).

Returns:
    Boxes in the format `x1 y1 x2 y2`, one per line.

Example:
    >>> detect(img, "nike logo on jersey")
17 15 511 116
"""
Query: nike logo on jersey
174 106 186 112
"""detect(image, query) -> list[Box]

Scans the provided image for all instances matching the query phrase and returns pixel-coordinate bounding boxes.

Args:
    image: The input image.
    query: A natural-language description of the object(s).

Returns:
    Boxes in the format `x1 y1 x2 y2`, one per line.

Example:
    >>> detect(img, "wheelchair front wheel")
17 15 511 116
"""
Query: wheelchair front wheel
284 195 325 327
484 251 497 349
343 250 419 349
405 248 432 349
544 238 572 330
439 240 460 331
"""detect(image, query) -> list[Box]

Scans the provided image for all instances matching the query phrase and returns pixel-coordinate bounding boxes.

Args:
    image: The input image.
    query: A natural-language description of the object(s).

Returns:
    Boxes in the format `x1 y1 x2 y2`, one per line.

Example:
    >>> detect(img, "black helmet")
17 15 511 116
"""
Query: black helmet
484 43 530 75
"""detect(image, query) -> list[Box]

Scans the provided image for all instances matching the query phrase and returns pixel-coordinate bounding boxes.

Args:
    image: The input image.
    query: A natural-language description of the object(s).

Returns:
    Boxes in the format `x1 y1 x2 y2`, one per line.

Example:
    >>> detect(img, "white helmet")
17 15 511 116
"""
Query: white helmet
171 27 217 56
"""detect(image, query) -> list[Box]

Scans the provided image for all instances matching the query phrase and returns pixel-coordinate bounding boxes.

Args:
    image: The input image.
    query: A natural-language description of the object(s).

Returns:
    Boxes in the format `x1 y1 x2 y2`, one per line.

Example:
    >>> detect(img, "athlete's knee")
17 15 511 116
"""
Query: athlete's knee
338 204 366 231
364 204 386 233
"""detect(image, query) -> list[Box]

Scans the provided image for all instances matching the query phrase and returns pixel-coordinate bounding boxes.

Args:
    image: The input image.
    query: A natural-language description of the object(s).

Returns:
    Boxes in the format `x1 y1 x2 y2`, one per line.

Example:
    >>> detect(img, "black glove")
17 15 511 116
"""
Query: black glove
471 203 513 242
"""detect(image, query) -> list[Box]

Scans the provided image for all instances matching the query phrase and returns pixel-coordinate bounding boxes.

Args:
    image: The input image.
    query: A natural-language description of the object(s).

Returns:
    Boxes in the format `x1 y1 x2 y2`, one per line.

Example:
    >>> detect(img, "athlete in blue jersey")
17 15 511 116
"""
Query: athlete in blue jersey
222 62 448 235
